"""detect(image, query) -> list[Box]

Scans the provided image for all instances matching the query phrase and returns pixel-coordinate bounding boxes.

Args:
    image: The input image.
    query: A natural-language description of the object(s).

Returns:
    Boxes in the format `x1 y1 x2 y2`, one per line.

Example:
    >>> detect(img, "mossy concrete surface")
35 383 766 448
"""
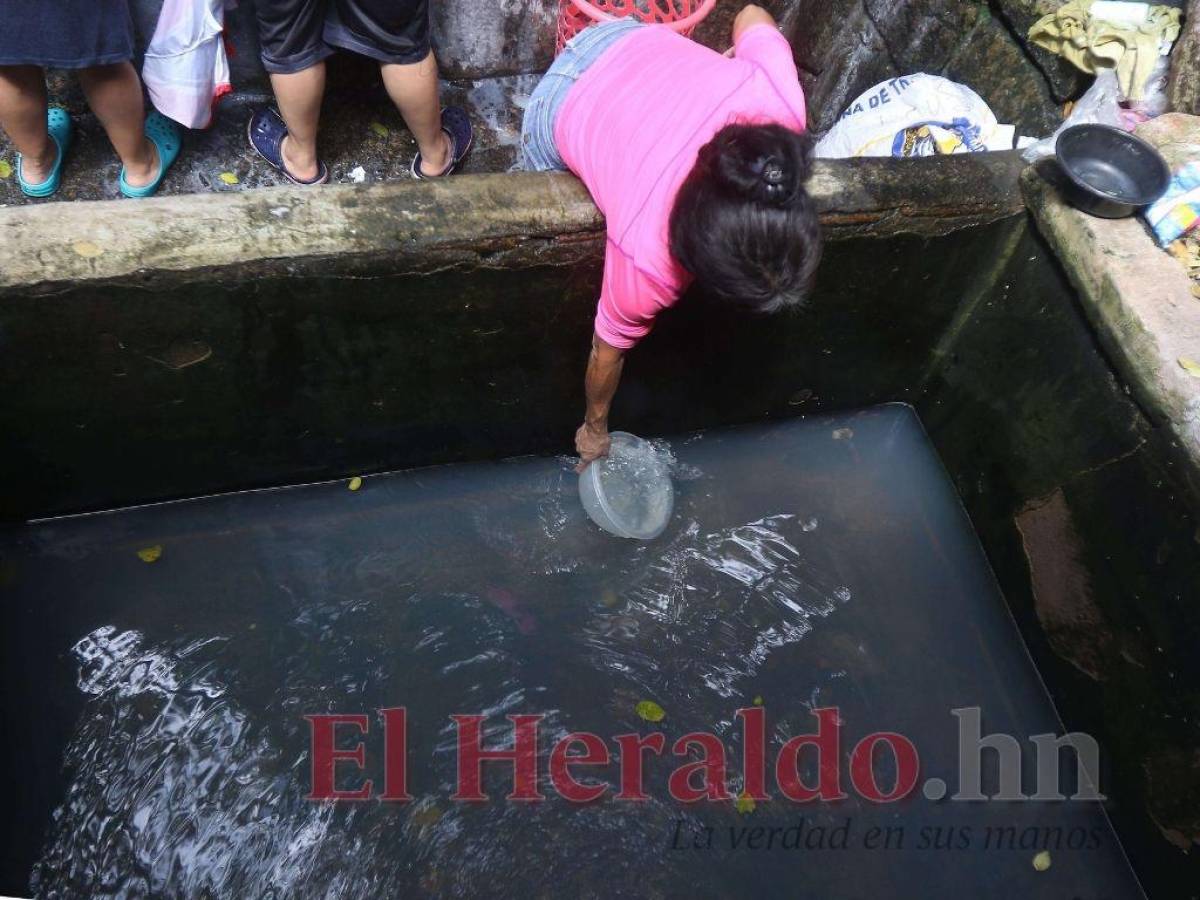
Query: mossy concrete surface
1022 165 1200 502
0 152 1027 295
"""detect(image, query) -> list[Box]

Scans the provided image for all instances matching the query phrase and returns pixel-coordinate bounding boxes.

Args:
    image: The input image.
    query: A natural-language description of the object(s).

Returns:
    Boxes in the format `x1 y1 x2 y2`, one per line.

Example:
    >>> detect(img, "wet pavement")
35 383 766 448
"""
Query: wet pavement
0 74 536 207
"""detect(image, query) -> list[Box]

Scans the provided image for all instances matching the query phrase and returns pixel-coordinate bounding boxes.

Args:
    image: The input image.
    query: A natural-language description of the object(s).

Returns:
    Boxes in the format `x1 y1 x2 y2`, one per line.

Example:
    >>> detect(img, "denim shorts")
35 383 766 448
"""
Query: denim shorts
0 0 134 68
521 18 644 171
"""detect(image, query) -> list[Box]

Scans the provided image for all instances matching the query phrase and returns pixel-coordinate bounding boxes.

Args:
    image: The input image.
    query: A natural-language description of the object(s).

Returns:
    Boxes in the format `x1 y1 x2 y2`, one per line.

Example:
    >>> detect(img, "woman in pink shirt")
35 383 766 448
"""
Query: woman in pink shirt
521 5 821 469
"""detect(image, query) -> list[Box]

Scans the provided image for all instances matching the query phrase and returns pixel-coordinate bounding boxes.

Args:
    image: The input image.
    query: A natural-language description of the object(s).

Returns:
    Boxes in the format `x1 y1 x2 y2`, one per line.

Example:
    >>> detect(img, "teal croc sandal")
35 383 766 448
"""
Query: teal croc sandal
17 107 72 198
119 110 181 199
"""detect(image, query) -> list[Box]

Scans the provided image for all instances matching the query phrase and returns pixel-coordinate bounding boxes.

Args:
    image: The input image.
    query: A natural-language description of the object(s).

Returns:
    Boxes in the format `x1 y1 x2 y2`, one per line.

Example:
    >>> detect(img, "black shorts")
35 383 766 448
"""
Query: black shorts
256 0 431 74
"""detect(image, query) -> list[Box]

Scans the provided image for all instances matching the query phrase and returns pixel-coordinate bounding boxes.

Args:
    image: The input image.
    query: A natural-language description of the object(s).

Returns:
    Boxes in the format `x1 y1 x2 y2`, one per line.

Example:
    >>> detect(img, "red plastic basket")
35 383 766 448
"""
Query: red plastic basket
556 0 718 54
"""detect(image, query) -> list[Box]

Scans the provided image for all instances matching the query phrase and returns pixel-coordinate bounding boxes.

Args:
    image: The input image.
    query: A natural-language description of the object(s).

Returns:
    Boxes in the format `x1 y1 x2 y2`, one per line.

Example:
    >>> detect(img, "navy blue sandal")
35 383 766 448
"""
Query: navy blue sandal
247 107 329 185
411 107 473 179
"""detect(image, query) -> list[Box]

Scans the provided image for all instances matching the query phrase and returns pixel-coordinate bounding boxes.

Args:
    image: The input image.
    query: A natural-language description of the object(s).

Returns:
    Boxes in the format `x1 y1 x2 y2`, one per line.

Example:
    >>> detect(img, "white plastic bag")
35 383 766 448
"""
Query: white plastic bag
142 0 236 130
1020 69 1124 162
814 74 1016 159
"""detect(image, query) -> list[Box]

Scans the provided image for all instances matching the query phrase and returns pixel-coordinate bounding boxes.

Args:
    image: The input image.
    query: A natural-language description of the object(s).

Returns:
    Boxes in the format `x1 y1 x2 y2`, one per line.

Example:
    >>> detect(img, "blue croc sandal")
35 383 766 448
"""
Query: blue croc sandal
247 107 329 185
17 107 72 198
411 106 473 179
119 110 181 199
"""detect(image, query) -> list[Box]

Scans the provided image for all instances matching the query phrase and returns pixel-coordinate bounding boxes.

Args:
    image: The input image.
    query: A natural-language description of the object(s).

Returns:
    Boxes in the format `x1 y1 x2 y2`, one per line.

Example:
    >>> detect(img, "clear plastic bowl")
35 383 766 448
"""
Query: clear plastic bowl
579 431 674 540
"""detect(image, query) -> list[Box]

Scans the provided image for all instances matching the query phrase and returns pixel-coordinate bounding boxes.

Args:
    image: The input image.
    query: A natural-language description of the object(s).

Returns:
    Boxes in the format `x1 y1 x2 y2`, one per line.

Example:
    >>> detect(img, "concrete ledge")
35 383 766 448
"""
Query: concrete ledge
0 153 1028 294
1023 165 1200 499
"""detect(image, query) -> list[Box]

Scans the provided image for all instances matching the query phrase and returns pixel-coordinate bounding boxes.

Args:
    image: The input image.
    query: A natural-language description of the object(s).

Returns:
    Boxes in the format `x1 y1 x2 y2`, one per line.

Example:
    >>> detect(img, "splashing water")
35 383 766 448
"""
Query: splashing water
3 406 1142 899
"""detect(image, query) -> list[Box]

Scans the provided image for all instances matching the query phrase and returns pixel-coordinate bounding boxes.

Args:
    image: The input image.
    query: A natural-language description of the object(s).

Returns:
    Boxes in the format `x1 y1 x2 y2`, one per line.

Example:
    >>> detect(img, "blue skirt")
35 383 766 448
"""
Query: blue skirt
0 0 135 68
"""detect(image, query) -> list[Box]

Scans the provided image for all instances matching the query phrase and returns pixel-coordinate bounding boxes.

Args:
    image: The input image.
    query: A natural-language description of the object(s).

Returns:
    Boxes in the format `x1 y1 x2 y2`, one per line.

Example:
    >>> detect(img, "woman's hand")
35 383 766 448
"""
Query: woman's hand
576 333 625 472
575 421 612 473
732 4 777 42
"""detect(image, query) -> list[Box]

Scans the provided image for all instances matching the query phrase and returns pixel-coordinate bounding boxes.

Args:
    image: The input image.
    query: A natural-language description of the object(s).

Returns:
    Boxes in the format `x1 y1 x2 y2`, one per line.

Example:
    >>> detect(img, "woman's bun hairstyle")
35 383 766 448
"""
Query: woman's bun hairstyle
670 123 822 313
704 121 813 208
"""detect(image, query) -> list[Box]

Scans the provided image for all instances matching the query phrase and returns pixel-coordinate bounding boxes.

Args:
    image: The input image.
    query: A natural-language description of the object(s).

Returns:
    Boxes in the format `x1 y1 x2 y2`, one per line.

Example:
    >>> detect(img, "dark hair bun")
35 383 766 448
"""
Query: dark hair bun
669 122 822 314
700 123 814 207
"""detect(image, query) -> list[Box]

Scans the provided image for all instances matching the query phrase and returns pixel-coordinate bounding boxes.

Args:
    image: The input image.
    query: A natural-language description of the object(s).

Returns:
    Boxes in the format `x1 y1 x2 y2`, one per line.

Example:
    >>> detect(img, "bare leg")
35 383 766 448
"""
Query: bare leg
0 66 55 184
78 62 158 187
269 62 325 181
380 51 450 176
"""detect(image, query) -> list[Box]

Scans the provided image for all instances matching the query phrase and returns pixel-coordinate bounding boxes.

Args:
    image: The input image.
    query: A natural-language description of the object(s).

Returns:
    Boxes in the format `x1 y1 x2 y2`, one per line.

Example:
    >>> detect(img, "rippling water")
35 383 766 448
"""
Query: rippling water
1 406 1142 898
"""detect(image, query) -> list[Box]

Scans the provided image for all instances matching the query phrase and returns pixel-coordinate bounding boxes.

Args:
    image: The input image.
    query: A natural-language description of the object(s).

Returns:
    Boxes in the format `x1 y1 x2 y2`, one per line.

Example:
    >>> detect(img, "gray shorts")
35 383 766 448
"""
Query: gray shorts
256 0 432 75
520 19 644 172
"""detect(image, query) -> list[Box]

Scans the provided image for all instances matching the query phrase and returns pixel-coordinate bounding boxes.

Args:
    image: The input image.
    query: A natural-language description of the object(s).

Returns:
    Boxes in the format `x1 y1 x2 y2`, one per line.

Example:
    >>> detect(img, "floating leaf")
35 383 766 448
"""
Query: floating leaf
348 476 363 491
369 122 390 138
1178 357 1200 378
218 171 239 185
410 803 443 829
0 160 11 179
735 791 757 815
137 545 162 563
752 695 764 706
73 241 104 258
1032 850 1051 872
635 700 665 723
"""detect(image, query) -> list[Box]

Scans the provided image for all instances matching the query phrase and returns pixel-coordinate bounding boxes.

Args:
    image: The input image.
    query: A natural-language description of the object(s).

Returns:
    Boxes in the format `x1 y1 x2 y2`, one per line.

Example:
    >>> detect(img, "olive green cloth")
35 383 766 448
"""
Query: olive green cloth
1029 0 1181 100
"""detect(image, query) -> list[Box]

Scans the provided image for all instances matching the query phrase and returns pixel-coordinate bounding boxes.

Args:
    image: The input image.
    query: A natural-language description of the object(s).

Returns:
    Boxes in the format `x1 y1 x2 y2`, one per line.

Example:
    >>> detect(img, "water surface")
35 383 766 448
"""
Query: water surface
0 405 1142 898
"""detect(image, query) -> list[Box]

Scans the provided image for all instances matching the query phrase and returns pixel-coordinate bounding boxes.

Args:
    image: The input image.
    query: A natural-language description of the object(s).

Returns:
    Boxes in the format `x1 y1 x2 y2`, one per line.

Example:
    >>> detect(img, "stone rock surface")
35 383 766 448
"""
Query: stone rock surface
1144 746 1200 852
1015 488 1114 682
795 0 1061 137
1022 166 1200 503
992 0 1093 101
432 0 559 79
1169 0 1200 114
1136 111 1200 169
940 6 1063 138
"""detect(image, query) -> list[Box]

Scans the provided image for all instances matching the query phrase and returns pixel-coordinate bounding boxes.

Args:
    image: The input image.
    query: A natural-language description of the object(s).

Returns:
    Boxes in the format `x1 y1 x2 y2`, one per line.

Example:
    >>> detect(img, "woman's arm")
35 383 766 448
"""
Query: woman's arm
574 332 626 472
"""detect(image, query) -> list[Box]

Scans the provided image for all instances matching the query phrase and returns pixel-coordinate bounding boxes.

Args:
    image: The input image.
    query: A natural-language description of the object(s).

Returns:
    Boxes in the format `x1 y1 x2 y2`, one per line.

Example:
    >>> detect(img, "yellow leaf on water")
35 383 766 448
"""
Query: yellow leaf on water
1179 357 1200 378
73 241 104 258
1032 850 1051 872
635 700 665 723
348 476 363 491
137 545 162 563
410 803 443 829
369 122 390 138
218 171 239 185
752 695 764 706
0 160 11 178
735 791 757 814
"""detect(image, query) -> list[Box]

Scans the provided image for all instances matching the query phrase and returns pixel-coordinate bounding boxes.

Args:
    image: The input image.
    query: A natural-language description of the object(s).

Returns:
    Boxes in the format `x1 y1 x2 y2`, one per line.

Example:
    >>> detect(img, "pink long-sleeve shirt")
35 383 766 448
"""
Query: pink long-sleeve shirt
554 23 807 349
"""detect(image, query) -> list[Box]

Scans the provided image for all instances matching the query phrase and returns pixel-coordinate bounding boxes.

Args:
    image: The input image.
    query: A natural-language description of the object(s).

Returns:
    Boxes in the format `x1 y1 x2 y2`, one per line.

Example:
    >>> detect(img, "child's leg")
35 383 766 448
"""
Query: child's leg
77 62 157 188
380 52 450 176
269 63 326 182
0 66 54 184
